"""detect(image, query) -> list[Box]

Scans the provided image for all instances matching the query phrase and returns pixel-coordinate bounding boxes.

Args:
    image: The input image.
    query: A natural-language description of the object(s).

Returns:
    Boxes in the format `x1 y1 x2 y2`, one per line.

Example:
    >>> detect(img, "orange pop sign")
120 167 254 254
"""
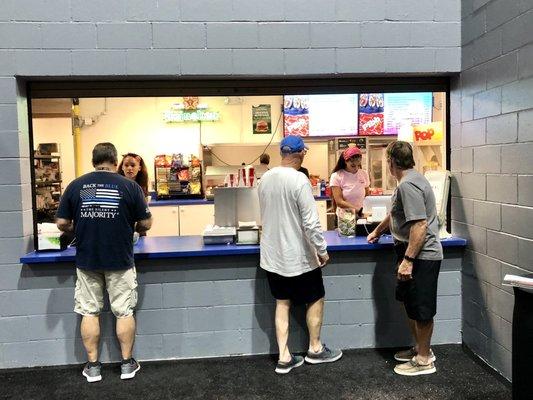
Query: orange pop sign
412 121 443 142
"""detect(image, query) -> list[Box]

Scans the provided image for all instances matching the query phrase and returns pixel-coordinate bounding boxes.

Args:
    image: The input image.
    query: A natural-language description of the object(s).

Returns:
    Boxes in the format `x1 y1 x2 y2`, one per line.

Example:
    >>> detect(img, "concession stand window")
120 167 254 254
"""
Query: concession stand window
26 77 451 250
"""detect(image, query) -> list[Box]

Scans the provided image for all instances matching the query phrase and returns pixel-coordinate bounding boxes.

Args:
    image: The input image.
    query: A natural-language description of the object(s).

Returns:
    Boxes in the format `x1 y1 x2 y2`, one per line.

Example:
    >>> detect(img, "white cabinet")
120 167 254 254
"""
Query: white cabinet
148 201 324 237
316 200 328 231
179 204 215 236
147 206 179 236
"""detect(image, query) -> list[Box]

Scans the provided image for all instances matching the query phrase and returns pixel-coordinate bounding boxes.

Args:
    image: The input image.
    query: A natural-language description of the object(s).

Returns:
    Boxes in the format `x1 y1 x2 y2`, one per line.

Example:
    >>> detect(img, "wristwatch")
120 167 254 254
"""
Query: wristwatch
403 255 416 262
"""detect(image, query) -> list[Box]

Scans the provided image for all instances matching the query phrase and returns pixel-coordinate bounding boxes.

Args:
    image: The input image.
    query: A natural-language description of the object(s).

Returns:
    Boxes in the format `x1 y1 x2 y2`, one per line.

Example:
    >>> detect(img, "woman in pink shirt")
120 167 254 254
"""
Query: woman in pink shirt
329 146 370 226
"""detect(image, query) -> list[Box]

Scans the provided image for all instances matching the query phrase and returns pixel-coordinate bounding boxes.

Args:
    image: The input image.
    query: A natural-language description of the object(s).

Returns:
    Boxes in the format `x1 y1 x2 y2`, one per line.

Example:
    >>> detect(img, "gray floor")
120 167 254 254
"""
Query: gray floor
0 344 511 400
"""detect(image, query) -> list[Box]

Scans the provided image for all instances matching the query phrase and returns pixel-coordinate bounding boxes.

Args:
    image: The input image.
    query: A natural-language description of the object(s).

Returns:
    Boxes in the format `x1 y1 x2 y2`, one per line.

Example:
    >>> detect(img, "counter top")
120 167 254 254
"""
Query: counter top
148 198 213 206
148 196 330 207
20 232 466 264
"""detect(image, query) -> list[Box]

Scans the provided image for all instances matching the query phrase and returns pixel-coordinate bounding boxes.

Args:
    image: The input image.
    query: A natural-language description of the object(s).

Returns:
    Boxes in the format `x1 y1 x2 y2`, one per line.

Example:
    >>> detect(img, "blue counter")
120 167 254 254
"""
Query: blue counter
20 231 466 264
148 196 329 207
148 198 214 207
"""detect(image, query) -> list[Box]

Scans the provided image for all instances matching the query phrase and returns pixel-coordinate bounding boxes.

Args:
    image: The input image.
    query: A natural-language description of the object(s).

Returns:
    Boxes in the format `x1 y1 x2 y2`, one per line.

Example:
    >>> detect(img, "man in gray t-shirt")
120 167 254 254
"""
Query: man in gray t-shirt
367 141 442 377
389 169 443 260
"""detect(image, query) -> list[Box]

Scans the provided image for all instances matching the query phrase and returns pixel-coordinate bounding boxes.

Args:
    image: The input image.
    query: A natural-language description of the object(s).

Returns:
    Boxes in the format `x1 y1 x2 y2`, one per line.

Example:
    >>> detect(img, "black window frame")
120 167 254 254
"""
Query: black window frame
27 76 452 250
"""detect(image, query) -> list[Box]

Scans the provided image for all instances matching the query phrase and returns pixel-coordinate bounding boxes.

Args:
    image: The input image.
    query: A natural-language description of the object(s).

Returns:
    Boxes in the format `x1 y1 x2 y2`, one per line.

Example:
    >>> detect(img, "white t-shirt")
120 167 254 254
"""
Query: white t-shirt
258 166 328 277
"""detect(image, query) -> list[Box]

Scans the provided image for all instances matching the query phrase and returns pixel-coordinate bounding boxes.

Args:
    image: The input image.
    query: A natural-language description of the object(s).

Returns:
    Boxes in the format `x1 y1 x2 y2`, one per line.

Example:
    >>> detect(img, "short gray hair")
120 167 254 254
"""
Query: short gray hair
92 142 118 166
386 141 415 170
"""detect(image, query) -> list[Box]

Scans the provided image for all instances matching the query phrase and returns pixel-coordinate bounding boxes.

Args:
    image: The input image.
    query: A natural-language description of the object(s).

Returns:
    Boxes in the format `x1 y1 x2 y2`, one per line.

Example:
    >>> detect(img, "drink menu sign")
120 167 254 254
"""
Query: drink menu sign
384 92 433 135
284 94 358 137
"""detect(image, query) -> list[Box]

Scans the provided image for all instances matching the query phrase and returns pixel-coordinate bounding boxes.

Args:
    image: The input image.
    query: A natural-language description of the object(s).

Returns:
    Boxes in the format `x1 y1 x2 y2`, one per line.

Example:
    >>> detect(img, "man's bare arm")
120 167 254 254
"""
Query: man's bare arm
397 220 427 281
405 219 427 259
367 213 390 243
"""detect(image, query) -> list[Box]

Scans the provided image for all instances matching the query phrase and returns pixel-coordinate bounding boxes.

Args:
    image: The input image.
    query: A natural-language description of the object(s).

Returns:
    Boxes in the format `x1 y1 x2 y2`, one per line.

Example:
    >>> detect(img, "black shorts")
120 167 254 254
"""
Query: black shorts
394 243 441 322
266 268 325 305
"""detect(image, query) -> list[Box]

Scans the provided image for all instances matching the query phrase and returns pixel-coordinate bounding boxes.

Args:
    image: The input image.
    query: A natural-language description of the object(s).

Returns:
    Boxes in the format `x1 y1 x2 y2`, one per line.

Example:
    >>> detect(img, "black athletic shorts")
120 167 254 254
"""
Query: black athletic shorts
266 268 325 305
394 242 441 322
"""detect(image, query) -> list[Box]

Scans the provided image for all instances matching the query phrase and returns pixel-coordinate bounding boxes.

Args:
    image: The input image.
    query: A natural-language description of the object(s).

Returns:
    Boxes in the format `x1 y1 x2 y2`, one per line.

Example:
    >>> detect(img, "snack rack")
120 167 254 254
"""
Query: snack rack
154 154 203 199
34 143 62 223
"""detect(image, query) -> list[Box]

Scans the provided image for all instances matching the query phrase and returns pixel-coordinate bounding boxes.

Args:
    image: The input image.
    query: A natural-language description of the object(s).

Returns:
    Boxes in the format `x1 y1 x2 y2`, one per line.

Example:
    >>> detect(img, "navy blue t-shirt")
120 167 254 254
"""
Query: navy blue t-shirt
56 171 151 270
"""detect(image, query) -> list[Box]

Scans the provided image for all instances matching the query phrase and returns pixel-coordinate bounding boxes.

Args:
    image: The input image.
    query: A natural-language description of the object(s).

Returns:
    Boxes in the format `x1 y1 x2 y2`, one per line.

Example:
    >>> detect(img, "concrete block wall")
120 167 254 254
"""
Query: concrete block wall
0 250 463 368
0 0 461 78
0 0 462 368
451 0 533 380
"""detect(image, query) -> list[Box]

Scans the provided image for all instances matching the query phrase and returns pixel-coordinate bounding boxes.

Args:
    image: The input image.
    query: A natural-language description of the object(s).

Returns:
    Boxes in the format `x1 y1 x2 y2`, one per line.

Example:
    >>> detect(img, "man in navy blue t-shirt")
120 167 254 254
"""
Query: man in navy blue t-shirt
56 142 152 382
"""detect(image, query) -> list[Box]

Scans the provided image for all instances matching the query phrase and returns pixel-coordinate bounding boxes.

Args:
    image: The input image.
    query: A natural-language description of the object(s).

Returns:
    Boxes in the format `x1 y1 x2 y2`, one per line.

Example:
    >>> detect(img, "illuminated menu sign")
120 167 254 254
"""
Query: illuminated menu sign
164 101 220 123
384 93 433 135
164 110 220 123
284 94 358 137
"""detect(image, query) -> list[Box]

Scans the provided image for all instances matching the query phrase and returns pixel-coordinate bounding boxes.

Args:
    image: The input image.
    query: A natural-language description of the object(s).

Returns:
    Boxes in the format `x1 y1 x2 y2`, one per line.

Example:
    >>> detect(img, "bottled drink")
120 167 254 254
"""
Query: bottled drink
320 180 326 196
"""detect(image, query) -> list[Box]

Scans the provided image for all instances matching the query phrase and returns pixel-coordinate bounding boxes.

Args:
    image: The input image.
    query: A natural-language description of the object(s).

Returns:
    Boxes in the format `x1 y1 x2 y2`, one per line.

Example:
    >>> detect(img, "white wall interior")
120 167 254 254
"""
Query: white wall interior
32 117 75 191
209 141 330 181
74 96 285 186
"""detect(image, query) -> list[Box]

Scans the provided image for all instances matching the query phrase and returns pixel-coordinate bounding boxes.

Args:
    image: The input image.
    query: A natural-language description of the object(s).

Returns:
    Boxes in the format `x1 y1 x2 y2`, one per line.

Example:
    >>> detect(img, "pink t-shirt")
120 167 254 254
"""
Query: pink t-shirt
330 169 370 214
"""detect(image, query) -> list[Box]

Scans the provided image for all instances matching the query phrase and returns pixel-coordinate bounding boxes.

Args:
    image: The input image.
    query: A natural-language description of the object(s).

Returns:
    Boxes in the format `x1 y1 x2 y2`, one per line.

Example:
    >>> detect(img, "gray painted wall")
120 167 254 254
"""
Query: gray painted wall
451 0 533 381
0 0 464 369
0 250 463 368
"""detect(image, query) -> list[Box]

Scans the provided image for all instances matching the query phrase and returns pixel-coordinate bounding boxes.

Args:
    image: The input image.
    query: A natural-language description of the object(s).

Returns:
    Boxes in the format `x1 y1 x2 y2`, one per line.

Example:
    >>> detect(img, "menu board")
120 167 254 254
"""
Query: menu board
283 92 434 137
358 93 385 135
283 94 358 137
384 92 433 135
337 137 366 150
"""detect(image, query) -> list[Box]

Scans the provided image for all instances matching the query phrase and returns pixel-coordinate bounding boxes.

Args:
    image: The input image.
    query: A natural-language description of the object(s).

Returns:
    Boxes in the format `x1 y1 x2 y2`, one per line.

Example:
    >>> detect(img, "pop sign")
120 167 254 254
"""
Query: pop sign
412 121 443 142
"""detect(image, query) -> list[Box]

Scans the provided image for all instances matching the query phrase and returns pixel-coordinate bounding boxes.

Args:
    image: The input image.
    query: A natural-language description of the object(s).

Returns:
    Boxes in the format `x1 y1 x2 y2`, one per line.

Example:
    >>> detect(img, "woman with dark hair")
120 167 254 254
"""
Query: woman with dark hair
329 146 370 235
118 153 149 197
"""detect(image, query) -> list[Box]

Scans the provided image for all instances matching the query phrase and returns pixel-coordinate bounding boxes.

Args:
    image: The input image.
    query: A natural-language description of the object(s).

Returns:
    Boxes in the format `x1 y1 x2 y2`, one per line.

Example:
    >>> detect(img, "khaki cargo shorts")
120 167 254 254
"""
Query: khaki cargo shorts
74 267 138 318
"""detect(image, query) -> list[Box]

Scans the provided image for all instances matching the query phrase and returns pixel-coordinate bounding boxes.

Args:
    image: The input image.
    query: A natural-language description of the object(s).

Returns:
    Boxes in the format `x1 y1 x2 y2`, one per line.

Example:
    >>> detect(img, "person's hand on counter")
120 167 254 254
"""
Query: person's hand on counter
367 230 380 243
317 252 329 267
367 214 390 244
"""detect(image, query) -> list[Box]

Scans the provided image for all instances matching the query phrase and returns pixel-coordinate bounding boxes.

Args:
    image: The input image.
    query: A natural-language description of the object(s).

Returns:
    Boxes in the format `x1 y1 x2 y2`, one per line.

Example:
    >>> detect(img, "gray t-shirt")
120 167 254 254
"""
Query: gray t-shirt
390 169 443 260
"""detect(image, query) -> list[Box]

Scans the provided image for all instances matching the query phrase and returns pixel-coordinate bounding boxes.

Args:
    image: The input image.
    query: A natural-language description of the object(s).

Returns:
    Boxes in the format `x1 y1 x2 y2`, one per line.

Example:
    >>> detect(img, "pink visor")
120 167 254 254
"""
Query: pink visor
343 146 362 160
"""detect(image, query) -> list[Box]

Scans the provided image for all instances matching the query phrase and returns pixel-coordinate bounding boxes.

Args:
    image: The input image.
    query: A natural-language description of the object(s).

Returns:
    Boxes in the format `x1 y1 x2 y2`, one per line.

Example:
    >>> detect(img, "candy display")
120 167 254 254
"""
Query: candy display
154 153 203 199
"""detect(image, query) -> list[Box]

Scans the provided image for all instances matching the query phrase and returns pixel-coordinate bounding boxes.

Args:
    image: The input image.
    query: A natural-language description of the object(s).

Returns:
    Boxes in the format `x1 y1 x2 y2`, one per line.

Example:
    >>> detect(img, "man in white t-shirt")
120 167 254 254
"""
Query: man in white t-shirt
258 135 343 374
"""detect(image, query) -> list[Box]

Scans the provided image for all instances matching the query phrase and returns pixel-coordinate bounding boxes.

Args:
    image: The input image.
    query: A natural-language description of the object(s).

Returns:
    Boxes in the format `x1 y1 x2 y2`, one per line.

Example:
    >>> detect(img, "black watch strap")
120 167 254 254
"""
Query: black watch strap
404 255 416 262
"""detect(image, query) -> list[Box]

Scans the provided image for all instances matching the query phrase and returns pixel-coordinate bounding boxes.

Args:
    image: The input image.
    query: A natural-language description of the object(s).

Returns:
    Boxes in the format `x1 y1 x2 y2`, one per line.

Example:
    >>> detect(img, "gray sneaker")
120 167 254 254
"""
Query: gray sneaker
304 344 343 364
120 358 141 380
275 355 305 374
82 362 102 383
